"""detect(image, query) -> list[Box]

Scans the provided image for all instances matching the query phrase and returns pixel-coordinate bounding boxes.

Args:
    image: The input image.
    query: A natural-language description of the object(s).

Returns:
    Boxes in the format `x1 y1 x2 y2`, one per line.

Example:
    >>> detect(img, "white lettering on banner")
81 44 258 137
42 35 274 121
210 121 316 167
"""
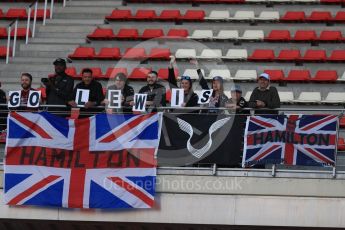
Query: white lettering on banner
133 94 147 112
8 91 21 108
198 90 213 104
107 90 122 109
171 89 184 107
76 89 90 107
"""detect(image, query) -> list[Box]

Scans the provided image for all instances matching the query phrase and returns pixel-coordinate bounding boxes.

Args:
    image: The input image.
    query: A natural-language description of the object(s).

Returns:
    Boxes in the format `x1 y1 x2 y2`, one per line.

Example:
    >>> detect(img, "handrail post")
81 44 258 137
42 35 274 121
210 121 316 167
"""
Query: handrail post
12 20 18 58
43 0 48 25
6 25 11 64
25 6 31 44
50 0 54 19
32 1 38 37
63 0 67 7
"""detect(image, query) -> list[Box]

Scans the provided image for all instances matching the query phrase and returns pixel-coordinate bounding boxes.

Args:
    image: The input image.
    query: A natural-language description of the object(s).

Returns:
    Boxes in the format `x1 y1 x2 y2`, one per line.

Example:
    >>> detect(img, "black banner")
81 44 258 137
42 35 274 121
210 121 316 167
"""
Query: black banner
157 113 247 167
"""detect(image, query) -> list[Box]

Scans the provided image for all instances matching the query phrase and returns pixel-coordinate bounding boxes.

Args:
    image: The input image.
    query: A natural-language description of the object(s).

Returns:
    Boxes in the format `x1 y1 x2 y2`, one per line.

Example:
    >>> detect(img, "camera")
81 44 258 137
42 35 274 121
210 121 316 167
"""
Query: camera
41 78 49 84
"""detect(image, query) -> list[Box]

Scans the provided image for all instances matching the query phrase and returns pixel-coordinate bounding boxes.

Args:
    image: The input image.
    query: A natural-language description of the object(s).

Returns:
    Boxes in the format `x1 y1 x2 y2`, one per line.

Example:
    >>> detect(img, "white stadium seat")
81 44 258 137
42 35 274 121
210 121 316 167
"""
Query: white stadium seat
206 10 230 20
223 49 248 60
234 70 257 81
294 92 321 103
231 11 255 21
278 91 294 103
198 49 223 59
188 30 213 40
175 49 196 59
256 11 280 20
321 92 345 104
182 69 205 80
338 71 345 82
241 30 264 40
213 30 239 40
207 69 232 80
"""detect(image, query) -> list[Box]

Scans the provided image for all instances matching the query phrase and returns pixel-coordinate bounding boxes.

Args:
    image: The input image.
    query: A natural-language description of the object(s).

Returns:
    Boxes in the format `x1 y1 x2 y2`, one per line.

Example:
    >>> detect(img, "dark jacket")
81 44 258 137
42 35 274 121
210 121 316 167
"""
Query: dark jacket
71 79 105 106
107 84 134 112
0 89 6 104
197 69 229 109
248 86 280 115
228 96 249 115
139 83 166 107
46 72 74 106
168 67 198 107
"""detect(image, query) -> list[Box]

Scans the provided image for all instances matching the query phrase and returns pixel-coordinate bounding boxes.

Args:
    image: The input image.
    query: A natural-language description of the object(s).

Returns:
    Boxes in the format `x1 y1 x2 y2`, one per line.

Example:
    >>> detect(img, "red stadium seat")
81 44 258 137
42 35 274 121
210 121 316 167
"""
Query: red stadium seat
131 10 157 20
148 48 171 60
68 47 96 59
141 29 164 39
338 138 345 151
158 10 181 21
248 49 275 61
87 28 116 40
293 30 317 41
312 70 338 82
0 27 7 38
166 89 171 102
129 67 151 80
265 30 291 42
182 10 205 21
307 11 332 22
166 28 189 38
10 28 31 38
5 8 28 19
318 30 343 42
116 28 139 40
286 70 311 81
104 67 128 79
328 50 345 62
276 50 301 61
95 47 121 60
80 67 103 79
263 70 285 81
105 9 132 20
37 87 46 100
321 0 344 3
301 50 327 62
0 9 4 19
333 11 345 22
158 68 179 80
65 67 77 78
123 48 146 59
280 11 306 22
0 46 10 58
30 9 50 19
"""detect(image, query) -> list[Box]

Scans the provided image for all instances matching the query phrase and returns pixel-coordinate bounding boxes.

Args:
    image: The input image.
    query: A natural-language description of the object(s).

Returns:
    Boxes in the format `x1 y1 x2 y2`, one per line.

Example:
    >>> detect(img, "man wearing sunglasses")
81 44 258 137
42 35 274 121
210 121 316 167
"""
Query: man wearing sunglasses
168 56 198 107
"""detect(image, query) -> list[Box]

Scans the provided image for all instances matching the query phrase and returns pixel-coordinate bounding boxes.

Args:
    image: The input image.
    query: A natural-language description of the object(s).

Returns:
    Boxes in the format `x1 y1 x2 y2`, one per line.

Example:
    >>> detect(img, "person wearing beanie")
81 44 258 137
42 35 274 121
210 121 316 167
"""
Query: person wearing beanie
248 73 280 115
192 59 229 112
44 58 74 108
105 72 134 112
138 70 166 108
168 55 198 107
226 84 248 114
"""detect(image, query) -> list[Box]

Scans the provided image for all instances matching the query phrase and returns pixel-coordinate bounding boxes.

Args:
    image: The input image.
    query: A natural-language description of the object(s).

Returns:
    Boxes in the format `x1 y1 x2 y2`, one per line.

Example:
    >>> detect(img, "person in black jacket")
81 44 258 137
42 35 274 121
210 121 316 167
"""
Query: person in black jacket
0 82 6 131
248 73 280 115
104 72 134 113
226 85 249 114
44 58 74 109
68 68 104 110
138 70 166 108
168 56 198 107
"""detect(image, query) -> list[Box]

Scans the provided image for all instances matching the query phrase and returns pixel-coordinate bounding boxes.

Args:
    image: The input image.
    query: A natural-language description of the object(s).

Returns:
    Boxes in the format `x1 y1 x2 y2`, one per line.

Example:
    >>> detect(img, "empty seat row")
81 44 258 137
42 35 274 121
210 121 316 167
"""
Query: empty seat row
68 47 171 60
87 28 345 42
104 9 345 23
0 27 31 39
174 48 345 62
105 9 205 21
125 0 343 3
0 8 50 20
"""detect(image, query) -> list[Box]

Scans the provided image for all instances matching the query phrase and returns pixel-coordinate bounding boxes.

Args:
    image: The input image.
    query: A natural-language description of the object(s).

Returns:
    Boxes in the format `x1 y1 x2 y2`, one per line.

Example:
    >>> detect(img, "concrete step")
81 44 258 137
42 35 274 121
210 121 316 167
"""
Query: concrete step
29 37 87 44
38 25 96 33
55 6 115 14
2 64 54 72
17 50 70 58
11 57 58 64
19 43 78 52
45 19 105 25
67 1 123 6
36 32 90 39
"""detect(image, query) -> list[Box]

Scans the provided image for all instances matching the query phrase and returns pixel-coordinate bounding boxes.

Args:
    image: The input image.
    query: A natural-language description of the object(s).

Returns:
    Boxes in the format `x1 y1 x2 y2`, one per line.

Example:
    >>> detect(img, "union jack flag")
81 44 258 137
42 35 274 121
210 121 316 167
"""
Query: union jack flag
242 115 338 167
4 112 162 209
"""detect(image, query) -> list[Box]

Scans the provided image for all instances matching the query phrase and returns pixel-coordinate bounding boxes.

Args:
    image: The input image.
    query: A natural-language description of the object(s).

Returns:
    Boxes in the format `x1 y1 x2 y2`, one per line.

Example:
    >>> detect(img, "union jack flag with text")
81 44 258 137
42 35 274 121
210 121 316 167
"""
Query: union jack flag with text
242 115 338 167
4 112 162 209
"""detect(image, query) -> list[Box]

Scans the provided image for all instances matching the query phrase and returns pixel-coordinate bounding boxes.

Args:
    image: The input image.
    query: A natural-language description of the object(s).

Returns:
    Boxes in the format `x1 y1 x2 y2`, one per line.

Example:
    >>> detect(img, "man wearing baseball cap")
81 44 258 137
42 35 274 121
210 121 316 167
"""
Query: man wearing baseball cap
44 58 74 109
248 72 280 114
226 84 248 114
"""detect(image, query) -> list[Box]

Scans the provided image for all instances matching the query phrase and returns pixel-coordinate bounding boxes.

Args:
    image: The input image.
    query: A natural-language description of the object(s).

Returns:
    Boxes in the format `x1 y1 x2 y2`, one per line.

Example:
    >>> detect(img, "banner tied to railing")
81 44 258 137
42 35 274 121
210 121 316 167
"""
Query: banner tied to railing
242 114 338 167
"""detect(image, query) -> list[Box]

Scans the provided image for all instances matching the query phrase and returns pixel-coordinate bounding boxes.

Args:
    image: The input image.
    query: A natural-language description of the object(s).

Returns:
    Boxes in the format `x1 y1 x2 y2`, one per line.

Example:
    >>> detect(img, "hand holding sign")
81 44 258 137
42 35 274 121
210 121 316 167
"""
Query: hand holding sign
171 89 184 107
198 90 213 104
132 94 147 112
76 89 90 108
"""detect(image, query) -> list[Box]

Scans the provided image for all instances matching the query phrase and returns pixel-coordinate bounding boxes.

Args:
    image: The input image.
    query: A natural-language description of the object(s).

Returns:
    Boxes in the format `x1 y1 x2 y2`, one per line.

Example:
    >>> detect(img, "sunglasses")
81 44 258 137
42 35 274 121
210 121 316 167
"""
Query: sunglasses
181 76 191 80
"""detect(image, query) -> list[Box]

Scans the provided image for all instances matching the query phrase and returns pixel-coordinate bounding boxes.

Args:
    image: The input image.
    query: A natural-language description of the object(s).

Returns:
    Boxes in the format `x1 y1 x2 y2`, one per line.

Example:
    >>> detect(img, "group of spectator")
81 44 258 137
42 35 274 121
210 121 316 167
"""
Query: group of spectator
0 56 281 115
